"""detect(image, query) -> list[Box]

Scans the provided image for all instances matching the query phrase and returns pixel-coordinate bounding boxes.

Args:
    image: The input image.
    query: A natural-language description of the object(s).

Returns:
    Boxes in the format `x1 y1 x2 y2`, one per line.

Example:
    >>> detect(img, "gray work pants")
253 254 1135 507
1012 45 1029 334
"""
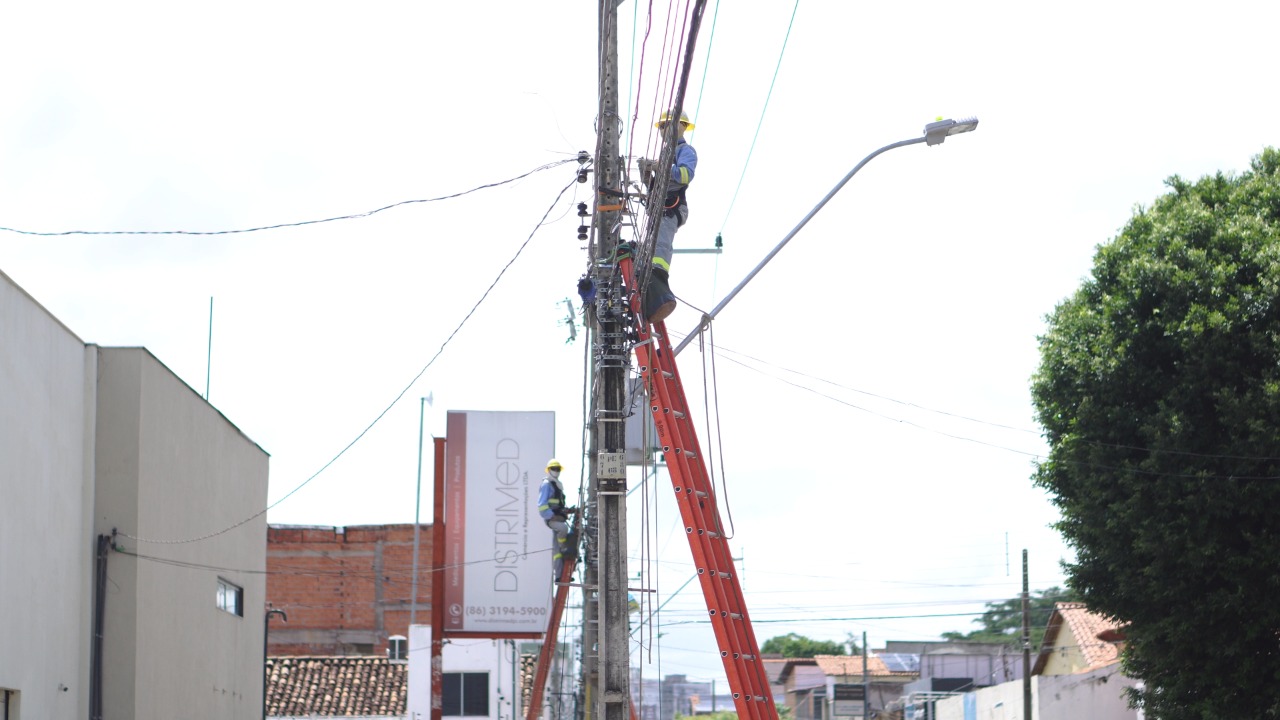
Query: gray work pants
547 518 571 578
653 205 688 271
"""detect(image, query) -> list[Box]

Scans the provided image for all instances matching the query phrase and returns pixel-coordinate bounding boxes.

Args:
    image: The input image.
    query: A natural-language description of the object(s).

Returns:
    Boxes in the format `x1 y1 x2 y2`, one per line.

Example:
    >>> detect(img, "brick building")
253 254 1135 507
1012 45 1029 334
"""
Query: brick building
267 524 432 656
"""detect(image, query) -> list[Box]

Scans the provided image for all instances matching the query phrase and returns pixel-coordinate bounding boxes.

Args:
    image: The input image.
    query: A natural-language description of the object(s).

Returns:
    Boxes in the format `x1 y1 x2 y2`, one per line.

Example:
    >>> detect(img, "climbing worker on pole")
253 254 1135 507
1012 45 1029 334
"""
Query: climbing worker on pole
637 110 698 325
536 459 577 579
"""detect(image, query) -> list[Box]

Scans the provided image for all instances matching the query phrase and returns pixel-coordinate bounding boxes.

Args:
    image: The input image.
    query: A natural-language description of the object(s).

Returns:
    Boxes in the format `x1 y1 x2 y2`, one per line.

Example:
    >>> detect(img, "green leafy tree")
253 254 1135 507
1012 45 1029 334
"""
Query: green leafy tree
1031 148 1280 719
941 587 1076 647
760 633 847 658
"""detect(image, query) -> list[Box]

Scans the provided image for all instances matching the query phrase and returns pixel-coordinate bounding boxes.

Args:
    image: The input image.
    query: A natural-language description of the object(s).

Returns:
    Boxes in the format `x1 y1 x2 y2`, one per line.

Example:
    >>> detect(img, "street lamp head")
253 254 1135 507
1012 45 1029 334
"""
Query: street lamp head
924 117 979 146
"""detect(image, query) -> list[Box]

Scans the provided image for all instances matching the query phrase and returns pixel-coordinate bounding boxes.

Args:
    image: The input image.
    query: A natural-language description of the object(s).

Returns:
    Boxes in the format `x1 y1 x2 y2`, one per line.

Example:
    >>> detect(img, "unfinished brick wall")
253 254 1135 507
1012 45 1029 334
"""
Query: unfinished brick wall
266 524 433 656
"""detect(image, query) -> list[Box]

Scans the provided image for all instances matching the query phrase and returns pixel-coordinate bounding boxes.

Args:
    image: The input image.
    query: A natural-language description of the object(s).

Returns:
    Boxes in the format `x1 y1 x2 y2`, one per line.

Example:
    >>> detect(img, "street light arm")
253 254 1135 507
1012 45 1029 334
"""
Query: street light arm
672 134 925 355
672 117 978 356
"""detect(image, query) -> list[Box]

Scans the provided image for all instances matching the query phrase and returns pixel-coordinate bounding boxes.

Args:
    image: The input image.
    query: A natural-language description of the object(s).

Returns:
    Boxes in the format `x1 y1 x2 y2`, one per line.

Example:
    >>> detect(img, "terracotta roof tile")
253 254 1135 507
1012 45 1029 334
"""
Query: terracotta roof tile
521 653 537 716
1055 602 1121 670
1032 602 1124 675
812 655 917 678
266 656 407 717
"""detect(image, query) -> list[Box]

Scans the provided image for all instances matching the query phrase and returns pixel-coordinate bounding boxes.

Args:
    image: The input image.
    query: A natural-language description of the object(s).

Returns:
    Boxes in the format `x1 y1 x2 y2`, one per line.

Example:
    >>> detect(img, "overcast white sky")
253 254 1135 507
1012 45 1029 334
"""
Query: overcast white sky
4 0 1278 688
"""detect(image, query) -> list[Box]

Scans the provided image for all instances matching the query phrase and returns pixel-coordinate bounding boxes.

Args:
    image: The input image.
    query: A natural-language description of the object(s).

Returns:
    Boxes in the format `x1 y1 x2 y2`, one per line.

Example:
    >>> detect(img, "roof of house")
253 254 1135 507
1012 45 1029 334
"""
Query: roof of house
1032 602 1123 675
762 656 790 684
812 655 918 679
775 657 820 683
266 657 407 718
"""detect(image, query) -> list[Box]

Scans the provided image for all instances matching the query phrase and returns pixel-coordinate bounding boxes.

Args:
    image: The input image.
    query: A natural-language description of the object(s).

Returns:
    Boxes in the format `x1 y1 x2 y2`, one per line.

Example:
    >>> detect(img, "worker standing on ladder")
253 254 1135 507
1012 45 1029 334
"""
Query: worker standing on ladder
637 110 698 324
537 459 577 579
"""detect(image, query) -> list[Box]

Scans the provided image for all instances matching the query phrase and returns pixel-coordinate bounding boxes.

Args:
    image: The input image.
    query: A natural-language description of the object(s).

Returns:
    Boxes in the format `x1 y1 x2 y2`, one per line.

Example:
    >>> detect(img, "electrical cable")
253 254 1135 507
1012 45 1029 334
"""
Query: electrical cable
118 172 584 544
116 543 560 576
634 0 706 301
717 0 799 235
667 333 1280 480
664 611 988 627
683 336 1040 436
686 0 719 143
0 159 576 237
670 328 1280 464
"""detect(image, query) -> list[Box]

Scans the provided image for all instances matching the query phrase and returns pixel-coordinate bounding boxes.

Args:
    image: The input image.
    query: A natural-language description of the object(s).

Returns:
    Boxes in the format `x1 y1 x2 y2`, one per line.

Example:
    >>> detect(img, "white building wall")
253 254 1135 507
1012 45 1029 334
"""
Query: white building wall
96 347 269 720
0 271 95 720
408 625 522 720
935 666 1138 720
934 679 1033 720
1037 667 1137 720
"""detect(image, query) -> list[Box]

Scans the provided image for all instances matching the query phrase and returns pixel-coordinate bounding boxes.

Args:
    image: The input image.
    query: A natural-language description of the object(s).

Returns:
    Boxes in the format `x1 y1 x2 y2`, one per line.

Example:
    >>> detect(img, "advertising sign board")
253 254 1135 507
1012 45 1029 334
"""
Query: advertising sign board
443 410 555 634
833 683 866 717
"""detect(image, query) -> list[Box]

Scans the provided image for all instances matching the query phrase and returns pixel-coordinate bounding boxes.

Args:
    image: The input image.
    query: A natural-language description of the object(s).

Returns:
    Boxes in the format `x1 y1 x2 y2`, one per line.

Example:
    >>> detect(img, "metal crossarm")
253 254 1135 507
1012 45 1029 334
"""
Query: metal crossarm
617 254 777 720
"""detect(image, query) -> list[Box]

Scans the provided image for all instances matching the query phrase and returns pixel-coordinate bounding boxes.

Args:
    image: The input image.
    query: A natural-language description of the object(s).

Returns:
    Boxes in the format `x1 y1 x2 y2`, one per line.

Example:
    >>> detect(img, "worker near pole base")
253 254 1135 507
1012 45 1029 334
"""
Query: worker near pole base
637 110 697 325
536 459 577 579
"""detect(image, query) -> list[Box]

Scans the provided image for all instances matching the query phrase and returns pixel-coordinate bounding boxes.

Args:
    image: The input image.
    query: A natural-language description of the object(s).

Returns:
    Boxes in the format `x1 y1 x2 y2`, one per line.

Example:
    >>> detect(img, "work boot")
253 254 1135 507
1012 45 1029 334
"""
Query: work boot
644 267 677 324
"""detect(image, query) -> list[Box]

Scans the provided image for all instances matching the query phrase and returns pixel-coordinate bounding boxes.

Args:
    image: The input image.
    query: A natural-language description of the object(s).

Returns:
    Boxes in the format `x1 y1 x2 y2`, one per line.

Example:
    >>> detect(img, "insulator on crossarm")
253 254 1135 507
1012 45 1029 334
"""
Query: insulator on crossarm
578 202 589 218
578 225 589 241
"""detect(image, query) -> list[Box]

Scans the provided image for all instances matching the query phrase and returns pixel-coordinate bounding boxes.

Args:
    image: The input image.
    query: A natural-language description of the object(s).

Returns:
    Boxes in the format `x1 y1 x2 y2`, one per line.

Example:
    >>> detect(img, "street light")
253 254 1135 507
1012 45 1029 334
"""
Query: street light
264 608 288 720
672 117 979 356
924 117 979 146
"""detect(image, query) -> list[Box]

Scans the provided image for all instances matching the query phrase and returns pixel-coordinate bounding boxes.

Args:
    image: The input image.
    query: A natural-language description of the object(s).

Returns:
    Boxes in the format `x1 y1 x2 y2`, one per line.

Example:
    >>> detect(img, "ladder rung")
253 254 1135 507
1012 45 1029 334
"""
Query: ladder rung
673 410 686 419
661 370 674 379
694 490 708 498
728 612 743 620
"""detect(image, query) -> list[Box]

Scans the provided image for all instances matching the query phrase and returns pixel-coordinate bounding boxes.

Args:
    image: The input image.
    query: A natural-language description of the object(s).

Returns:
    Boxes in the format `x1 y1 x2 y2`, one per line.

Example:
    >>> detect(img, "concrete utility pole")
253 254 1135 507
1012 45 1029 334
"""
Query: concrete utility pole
581 1 629 720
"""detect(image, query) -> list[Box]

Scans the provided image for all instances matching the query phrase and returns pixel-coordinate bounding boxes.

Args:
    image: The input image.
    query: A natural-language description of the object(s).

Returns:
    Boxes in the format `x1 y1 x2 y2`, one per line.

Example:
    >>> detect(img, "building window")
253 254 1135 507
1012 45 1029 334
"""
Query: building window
216 578 243 616
442 672 489 716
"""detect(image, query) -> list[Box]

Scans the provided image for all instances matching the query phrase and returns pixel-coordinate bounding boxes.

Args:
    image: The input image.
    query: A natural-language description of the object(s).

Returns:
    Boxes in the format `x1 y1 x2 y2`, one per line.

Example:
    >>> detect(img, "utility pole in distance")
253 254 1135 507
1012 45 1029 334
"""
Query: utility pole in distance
581 2 629 720
1021 549 1032 719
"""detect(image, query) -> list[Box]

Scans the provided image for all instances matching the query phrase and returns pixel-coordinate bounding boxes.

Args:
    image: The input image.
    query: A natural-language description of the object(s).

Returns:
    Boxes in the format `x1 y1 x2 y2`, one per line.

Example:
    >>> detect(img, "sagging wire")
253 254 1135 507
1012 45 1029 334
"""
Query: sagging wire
686 0 720 143
718 0 800 235
120 170 584 545
0 158 576 237
676 295 735 542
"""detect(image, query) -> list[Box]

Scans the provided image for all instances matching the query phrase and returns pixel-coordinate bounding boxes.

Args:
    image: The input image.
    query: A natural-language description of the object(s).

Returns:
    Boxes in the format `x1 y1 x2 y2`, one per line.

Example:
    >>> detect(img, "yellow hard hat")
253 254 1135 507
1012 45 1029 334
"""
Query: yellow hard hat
656 110 694 130
546 459 563 472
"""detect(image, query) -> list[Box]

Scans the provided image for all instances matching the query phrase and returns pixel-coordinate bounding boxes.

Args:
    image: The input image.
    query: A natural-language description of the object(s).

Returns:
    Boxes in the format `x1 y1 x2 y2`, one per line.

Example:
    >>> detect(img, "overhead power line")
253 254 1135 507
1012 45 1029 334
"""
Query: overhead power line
718 0 800 234
0 158 575 237
666 330 1280 476
119 171 583 545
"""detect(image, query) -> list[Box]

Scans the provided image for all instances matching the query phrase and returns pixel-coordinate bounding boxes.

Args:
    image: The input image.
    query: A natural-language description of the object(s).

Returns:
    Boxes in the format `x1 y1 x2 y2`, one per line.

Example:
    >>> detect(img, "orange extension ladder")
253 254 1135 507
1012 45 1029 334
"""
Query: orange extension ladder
617 248 776 720
527 247 774 720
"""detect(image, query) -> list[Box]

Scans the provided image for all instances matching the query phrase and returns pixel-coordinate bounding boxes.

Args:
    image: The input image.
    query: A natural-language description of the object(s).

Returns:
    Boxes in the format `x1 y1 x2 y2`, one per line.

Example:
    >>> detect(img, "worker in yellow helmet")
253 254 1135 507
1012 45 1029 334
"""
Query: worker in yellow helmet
536 459 577 579
636 110 698 324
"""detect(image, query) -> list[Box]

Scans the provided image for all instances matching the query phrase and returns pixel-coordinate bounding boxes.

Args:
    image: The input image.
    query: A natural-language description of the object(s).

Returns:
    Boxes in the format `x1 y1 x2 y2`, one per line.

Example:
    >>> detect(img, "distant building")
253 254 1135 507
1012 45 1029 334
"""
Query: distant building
1 268 269 719
267 523 432 656
777 659 824 719
934 603 1138 720
1032 602 1122 676
267 656 408 719
808 655 918 719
